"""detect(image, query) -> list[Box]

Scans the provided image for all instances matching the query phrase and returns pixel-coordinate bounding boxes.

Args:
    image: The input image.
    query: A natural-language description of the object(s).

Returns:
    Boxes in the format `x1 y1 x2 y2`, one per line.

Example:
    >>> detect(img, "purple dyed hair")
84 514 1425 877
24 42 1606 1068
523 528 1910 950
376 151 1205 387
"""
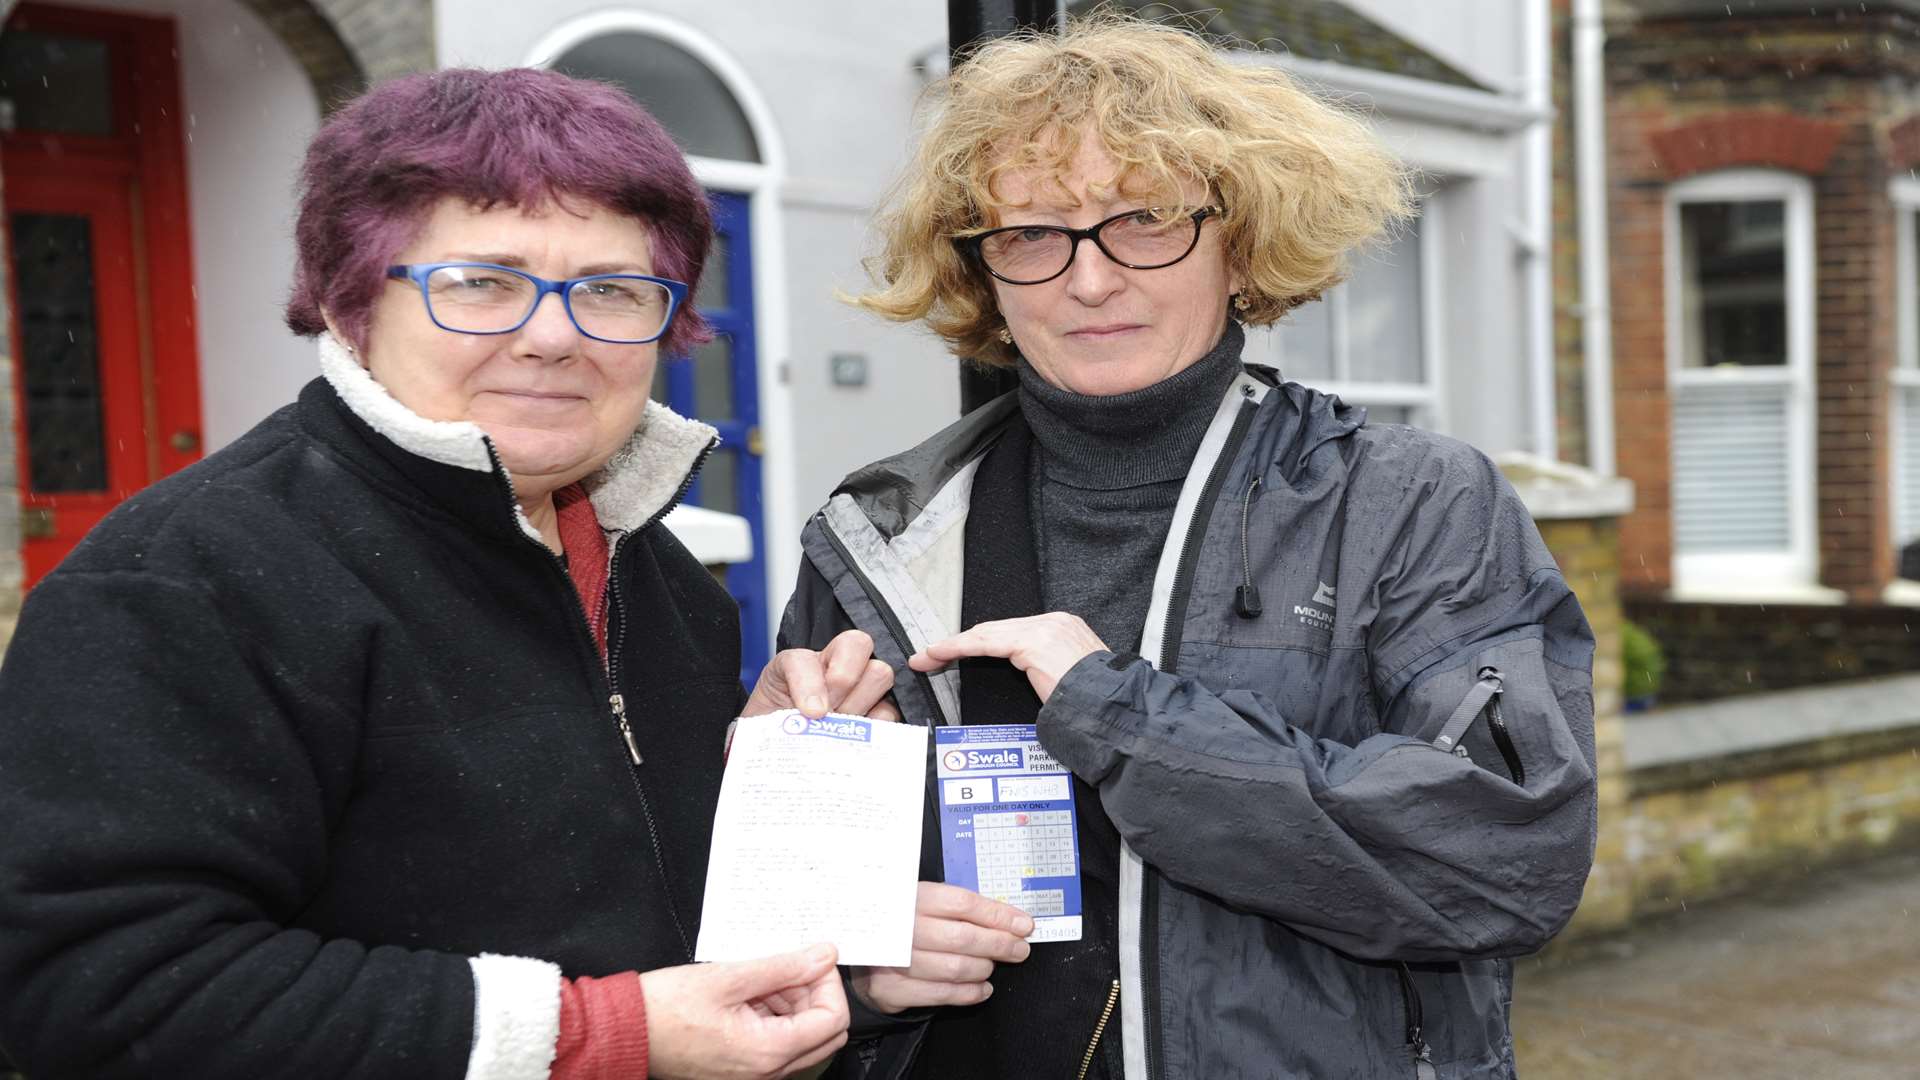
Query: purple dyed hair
286 67 714 357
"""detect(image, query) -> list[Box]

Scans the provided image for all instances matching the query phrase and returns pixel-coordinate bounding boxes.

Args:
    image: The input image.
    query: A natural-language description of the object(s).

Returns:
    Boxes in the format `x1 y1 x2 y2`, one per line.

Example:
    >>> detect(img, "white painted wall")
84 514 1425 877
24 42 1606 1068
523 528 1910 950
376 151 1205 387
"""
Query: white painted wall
87 0 321 451
1346 0 1527 92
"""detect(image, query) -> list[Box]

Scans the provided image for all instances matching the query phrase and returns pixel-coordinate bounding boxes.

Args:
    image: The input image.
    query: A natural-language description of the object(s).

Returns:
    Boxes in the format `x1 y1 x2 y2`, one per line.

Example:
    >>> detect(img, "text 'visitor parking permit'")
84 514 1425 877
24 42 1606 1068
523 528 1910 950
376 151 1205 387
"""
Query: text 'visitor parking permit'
935 724 1082 943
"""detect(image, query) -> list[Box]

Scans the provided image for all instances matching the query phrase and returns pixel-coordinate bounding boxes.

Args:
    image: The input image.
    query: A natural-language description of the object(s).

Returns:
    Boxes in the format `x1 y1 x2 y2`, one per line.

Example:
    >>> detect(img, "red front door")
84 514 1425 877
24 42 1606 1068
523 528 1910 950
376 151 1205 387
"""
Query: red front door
3 3 202 587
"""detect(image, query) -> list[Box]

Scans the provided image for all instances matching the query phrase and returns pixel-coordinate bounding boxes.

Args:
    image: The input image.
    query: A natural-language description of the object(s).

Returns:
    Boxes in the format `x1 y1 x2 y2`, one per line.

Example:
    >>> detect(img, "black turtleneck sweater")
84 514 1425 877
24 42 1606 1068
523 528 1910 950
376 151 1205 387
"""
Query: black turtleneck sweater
1022 321 1247 654
912 324 1244 1080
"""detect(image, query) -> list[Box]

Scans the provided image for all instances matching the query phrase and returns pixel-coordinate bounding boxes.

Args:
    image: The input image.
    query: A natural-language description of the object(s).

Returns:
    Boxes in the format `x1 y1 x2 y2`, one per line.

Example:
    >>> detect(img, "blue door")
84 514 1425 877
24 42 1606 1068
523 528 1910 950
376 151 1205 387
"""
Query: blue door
655 191 767 684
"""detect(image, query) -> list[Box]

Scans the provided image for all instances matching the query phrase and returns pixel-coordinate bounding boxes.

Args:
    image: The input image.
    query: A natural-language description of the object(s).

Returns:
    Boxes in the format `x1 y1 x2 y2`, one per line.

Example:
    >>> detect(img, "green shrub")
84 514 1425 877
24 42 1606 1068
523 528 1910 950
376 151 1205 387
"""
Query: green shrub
1621 620 1667 700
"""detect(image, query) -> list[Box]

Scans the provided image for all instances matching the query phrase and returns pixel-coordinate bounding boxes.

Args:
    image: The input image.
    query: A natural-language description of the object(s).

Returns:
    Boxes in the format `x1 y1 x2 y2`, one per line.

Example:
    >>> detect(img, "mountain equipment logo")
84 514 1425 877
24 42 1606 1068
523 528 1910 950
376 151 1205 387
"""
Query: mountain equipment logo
1294 581 1336 631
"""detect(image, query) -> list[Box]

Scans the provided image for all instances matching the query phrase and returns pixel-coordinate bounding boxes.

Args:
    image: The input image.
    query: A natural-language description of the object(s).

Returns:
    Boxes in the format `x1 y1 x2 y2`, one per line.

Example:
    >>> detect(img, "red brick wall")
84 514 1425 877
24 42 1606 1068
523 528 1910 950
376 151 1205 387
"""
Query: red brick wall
1605 13 1910 597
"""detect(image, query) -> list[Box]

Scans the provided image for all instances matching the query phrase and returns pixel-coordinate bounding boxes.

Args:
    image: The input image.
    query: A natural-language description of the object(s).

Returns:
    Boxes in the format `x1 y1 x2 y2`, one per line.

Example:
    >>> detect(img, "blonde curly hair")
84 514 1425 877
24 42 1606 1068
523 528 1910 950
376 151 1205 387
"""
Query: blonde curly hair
854 10 1415 367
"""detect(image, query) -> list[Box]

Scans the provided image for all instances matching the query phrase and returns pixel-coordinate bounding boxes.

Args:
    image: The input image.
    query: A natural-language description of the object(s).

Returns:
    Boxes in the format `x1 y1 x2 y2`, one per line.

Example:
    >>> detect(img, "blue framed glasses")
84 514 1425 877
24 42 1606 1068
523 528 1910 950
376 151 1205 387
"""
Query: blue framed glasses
386 263 688 344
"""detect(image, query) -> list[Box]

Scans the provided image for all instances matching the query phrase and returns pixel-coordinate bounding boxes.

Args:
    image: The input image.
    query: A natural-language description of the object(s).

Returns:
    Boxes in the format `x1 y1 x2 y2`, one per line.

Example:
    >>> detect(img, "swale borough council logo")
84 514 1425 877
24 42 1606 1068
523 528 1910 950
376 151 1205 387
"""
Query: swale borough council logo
781 713 810 735
941 749 969 772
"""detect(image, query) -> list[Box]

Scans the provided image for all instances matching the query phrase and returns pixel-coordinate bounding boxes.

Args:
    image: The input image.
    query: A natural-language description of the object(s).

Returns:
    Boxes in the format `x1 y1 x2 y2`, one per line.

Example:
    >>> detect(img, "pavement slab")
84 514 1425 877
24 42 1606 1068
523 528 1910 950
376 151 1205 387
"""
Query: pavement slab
1513 850 1920 1078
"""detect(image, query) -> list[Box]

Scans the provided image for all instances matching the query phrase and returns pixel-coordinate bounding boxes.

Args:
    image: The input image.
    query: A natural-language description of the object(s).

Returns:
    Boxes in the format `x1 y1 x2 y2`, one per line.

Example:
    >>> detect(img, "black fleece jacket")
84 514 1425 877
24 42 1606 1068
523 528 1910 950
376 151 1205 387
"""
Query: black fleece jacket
0 376 740 1079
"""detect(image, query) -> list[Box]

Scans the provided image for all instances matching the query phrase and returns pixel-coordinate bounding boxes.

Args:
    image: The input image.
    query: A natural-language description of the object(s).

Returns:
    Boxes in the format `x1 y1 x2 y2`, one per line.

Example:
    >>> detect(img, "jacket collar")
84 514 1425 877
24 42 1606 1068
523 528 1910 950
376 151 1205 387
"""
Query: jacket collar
832 360 1362 543
315 333 718 537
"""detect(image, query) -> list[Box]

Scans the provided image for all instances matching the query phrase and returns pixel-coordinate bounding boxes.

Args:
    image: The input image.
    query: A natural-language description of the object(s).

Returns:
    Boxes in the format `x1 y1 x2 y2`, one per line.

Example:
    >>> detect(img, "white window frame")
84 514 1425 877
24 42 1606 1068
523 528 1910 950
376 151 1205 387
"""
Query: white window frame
1267 200 1445 430
1887 178 1920 597
1663 168 1820 596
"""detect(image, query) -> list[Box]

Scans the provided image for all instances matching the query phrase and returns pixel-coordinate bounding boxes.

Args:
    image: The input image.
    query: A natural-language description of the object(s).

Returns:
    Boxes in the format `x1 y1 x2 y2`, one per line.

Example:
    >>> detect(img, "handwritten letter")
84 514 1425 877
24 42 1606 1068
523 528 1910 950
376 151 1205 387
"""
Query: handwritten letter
695 710 927 966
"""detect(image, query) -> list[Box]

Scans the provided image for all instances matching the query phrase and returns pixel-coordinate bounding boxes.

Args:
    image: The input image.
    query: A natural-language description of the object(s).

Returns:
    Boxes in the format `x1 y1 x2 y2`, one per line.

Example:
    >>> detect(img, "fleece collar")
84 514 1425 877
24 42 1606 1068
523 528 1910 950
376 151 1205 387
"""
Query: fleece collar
317 333 718 533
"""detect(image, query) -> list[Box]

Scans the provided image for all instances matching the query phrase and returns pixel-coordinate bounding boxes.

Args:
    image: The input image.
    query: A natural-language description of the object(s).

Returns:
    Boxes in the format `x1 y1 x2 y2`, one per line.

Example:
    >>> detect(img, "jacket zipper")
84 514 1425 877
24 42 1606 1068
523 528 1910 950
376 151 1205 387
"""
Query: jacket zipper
504 436 714 963
1141 396 1260 1080
1078 979 1122 1080
1397 963 1438 1080
1480 667 1525 786
606 570 695 960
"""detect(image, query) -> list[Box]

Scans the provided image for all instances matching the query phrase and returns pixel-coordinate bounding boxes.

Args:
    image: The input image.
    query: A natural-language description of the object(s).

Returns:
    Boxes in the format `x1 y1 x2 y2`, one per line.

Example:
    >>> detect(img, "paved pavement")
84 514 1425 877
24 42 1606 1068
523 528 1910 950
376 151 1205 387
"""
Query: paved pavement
1512 850 1920 1078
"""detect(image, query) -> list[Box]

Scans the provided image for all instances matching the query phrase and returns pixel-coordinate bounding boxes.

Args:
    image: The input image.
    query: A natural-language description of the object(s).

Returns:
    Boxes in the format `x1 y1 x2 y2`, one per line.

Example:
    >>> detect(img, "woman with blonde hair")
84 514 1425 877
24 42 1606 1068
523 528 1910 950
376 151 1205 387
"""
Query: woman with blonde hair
781 13 1597 1080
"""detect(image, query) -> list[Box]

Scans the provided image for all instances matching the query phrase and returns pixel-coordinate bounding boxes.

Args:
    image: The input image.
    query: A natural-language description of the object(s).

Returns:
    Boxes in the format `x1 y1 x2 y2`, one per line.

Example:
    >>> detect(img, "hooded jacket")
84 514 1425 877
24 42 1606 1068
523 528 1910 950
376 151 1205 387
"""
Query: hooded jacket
0 338 737 1079
780 360 1598 1080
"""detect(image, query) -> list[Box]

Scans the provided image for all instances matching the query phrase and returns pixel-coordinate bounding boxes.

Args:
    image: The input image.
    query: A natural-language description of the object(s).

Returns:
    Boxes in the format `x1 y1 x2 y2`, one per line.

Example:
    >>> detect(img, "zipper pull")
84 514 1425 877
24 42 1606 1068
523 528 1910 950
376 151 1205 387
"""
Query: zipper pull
1235 475 1263 619
1413 1037 1438 1080
612 692 642 765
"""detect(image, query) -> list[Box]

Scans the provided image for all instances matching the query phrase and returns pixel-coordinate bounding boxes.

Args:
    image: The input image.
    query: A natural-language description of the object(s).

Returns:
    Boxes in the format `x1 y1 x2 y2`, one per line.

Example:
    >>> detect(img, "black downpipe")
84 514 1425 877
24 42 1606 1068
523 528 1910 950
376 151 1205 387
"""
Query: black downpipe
949 0 1060 414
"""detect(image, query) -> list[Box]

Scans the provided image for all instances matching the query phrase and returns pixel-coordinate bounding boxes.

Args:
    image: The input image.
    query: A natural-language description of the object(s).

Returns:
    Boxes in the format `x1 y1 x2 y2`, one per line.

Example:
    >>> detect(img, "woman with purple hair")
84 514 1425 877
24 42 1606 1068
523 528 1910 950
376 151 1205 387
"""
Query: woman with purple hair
0 68 880 1079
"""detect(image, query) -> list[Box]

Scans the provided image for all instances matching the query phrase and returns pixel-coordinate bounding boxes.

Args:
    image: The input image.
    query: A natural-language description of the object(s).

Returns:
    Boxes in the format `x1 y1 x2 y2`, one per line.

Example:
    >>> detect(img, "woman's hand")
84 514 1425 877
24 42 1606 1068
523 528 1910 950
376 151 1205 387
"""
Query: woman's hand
641 945 850 1080
852 883 1034 1014
908 613 1107 702
743 629 899 721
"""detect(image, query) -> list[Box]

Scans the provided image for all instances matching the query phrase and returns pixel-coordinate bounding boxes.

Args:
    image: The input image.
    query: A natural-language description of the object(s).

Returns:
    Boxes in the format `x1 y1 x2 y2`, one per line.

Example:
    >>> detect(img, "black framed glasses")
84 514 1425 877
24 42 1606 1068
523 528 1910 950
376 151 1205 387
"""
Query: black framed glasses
957 205 1226 285
386 263 689 344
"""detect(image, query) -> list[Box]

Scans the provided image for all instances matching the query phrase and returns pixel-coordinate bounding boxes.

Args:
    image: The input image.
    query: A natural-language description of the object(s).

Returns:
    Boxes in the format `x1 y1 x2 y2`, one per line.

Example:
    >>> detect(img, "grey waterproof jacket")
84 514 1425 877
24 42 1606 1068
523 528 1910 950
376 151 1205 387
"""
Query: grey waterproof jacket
781 363 1598 1080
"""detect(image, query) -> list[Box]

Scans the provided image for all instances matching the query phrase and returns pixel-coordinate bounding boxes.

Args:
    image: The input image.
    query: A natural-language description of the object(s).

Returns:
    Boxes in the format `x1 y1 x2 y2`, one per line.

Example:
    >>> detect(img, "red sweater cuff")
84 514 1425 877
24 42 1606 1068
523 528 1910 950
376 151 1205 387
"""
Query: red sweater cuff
551 971 648 1080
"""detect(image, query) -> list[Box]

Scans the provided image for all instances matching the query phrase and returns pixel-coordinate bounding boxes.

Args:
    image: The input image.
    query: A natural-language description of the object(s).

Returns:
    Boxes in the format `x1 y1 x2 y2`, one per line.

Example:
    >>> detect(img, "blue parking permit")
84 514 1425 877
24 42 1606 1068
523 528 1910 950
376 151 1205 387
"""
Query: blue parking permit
934 724 1082 943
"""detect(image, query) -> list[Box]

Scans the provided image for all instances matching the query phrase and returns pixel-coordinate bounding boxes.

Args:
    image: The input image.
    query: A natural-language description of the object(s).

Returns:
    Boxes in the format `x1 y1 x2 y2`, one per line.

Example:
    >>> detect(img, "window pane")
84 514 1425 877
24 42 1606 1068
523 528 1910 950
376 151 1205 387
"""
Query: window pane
1273 294 1334 381
0 31 113 137
694 335 735 422
552 33 760 163
1679 200 1787 368
699 447 738 515
11 213 109 492
1898 386 1920 549
696 232 730 310
1346 225 1423 384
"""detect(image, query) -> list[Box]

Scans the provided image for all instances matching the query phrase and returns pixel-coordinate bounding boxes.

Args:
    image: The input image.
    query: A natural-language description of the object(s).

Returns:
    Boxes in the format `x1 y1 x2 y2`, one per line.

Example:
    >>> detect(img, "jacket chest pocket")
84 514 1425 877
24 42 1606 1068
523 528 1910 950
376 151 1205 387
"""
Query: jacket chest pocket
1188 480 1349 656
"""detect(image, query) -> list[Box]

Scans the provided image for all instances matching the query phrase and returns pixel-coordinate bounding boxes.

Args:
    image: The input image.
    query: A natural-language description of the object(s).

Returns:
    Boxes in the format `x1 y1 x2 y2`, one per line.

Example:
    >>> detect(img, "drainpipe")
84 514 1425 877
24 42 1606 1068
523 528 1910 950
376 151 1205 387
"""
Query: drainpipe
1574 0 1616 474
1524 0 1559 461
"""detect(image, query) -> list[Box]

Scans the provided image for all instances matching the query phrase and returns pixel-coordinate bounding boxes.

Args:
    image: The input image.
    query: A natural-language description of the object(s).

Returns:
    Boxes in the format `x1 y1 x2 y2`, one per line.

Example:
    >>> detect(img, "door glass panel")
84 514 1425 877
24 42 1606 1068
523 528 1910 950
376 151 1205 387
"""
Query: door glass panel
699 444 738 515
696 232 730 310
694 335 735 421
0 31 114 137
1678 200 1787 368
11 213 109 492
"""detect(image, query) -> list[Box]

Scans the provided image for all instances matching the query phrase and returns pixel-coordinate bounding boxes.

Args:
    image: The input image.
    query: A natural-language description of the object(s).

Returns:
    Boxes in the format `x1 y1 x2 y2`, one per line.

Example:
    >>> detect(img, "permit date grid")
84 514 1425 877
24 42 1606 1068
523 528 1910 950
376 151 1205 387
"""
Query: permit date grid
973 809 1075 912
